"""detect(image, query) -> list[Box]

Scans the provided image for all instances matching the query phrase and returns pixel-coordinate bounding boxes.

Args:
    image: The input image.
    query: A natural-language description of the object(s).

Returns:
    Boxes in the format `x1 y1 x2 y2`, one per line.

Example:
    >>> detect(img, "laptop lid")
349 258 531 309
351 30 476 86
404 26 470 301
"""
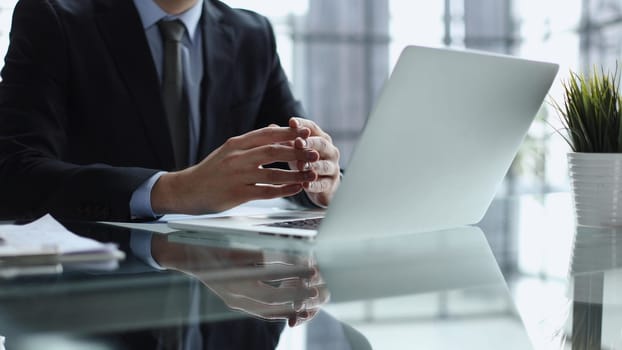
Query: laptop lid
317 45 558 240
169 45 559 241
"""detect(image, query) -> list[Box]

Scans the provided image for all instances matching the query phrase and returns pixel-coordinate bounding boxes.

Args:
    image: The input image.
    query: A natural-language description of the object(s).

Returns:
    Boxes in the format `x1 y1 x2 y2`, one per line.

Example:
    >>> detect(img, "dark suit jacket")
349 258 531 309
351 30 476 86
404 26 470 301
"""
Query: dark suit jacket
0 0 306 221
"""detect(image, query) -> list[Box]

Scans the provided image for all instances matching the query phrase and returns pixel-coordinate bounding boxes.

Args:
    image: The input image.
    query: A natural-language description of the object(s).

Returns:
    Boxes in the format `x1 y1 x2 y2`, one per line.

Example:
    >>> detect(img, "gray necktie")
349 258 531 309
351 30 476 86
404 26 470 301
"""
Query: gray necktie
158 19 189 170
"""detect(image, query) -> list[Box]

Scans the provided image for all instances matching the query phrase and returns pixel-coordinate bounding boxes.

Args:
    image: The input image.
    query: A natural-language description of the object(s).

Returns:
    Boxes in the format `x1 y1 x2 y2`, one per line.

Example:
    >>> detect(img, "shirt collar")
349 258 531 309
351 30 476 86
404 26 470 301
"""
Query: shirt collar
133 0 204 42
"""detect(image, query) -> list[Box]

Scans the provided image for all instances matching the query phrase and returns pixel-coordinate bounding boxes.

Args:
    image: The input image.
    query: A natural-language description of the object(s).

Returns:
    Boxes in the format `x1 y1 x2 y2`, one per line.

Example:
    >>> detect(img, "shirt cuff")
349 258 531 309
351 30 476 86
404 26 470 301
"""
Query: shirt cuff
129 171 167 219
129 230 165 270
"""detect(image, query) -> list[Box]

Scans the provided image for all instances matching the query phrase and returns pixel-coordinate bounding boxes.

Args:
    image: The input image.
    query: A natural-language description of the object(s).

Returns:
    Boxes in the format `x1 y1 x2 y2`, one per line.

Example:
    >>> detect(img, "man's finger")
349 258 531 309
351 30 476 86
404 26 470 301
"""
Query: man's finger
304 177 334 193
289 117 330 140
293 137 306 149
249 168 317 185
226 126 311 150
305 136 339 159
246 144 319 166
305 160 338 176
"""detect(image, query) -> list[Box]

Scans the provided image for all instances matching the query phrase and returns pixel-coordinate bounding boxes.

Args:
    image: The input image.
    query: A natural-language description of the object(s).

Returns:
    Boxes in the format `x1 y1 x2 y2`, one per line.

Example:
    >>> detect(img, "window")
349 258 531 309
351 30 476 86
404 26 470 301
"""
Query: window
0 0 16 67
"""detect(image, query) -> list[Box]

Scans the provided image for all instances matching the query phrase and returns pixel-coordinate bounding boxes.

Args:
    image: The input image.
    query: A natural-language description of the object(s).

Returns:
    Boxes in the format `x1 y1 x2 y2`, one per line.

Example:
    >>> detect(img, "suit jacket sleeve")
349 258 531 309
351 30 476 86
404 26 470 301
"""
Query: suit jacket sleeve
0 0 158 221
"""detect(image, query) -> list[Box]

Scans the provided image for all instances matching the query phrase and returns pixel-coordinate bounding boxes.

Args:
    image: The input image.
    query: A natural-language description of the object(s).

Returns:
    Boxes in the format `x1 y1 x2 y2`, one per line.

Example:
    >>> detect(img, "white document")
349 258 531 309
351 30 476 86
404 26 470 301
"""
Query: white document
0 215 124 263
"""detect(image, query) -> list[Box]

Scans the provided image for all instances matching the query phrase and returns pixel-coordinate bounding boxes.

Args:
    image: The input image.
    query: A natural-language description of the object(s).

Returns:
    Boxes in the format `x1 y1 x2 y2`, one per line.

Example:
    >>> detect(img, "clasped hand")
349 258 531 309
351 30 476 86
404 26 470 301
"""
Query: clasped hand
152 117 340 214
284 118 341 208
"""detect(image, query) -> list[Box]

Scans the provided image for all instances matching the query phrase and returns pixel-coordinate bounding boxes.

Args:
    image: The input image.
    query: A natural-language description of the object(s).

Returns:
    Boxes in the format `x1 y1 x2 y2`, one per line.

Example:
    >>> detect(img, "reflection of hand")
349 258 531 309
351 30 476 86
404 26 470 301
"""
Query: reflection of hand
151 236 329 327
151 125 319 214
207 260 329 327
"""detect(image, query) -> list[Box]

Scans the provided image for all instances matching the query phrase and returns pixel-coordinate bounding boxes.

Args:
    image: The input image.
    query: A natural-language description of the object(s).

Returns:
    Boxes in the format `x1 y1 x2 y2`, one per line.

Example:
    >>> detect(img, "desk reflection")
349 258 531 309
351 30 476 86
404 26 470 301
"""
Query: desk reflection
0 222 530 349
570 225 622 350
150 234 329 327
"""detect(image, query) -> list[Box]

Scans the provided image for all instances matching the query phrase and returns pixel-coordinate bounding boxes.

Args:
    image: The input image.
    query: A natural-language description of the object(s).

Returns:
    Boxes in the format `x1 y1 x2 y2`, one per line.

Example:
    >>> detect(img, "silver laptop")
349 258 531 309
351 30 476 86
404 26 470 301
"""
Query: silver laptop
169 45 559 241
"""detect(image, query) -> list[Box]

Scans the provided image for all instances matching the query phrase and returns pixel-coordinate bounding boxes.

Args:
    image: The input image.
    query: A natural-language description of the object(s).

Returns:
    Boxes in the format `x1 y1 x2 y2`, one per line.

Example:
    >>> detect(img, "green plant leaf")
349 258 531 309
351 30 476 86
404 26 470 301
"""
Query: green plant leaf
551 65 622 153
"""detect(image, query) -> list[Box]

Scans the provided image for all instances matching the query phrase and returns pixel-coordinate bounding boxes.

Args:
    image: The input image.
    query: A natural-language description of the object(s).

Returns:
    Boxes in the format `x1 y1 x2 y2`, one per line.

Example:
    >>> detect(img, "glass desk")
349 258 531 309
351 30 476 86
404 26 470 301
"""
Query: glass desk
487 193 622 350
0 193 615 349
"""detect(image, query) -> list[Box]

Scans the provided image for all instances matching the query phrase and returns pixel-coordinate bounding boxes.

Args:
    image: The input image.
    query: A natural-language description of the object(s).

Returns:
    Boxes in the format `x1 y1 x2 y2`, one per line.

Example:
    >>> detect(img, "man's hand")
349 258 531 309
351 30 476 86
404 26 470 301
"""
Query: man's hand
288 118 341 207
151 125 320 214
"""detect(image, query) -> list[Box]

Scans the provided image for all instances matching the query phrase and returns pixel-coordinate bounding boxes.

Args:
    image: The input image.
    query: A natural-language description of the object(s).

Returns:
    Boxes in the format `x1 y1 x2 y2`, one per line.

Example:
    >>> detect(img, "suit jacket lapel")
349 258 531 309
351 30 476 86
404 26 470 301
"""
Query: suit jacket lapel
197 1 236 159
94 0 176 169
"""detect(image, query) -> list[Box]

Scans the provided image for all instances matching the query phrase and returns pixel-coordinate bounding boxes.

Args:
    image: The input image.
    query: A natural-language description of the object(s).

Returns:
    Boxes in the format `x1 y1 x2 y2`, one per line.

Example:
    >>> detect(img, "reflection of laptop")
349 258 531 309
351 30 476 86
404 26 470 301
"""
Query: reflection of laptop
169 45 558 241
168 226 504 298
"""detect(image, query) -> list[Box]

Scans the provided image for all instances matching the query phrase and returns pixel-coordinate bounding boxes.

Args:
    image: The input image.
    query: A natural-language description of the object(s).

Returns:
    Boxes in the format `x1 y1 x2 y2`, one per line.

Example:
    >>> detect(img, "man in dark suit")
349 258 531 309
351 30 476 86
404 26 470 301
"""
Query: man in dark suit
0 0 341 221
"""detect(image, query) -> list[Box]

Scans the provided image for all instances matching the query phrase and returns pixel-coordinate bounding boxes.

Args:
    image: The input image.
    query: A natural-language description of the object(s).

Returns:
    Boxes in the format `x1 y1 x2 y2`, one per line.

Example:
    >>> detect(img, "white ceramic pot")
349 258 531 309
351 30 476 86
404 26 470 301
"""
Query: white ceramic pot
568 152 622 227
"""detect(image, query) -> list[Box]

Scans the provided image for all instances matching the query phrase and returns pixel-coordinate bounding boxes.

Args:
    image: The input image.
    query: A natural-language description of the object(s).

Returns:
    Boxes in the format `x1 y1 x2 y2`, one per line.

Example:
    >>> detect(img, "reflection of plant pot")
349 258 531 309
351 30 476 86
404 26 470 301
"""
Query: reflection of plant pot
569 153 622 227
572 226 622 275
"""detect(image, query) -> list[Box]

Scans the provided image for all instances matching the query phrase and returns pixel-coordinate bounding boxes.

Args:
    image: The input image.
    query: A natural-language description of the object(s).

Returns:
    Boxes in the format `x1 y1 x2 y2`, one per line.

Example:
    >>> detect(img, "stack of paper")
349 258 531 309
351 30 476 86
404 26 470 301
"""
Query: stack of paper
0 215 124 278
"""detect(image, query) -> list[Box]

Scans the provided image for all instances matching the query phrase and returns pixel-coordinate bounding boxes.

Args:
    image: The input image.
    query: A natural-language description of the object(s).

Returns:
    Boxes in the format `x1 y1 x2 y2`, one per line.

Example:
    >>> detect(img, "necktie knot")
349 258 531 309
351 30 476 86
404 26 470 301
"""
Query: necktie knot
158 19 185 43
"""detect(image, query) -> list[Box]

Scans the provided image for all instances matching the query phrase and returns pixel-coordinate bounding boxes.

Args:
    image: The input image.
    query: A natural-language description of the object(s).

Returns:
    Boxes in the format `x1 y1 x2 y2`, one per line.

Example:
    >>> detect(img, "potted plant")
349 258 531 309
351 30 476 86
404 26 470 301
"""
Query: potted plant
552 67 622 227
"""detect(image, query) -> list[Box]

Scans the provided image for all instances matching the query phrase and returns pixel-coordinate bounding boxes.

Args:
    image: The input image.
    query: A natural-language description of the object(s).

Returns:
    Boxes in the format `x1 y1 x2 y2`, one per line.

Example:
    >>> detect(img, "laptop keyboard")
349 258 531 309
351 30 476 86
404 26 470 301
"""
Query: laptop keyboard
261 217 323 230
